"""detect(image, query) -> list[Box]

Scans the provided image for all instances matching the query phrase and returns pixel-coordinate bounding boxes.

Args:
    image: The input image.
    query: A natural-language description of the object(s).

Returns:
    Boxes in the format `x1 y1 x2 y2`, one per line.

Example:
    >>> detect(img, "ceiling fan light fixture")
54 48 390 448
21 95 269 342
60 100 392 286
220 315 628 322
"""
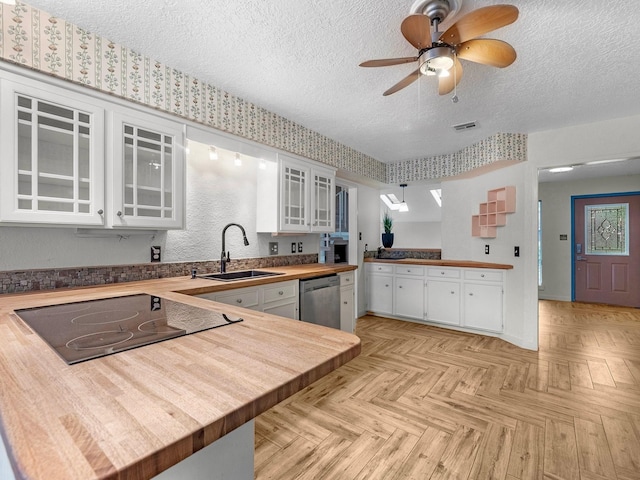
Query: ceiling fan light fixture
419 46 454 75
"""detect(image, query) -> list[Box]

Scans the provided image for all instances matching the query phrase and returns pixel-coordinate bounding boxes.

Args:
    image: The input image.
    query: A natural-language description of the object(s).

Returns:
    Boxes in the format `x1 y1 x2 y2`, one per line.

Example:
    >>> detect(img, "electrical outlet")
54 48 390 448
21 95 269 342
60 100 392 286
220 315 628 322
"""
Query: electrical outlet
269 242 278 255
298 242 303 253
151 246 161 262
514 246 520 257
485 245 490 254
291 242 296 253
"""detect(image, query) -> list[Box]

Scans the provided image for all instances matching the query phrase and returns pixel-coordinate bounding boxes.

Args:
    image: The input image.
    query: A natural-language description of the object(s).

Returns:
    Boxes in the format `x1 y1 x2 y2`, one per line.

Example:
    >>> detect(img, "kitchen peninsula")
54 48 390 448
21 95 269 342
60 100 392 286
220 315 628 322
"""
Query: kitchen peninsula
0 264 360 480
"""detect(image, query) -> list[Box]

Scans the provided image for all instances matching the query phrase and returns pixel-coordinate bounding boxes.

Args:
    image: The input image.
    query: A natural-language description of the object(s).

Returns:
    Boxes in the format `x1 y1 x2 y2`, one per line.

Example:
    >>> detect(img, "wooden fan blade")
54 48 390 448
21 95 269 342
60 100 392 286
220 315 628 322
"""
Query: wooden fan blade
401 14 432 49
360 57 418 68
383 68 422 96
456 39 516 67
438 57 463 95
439 5 518 46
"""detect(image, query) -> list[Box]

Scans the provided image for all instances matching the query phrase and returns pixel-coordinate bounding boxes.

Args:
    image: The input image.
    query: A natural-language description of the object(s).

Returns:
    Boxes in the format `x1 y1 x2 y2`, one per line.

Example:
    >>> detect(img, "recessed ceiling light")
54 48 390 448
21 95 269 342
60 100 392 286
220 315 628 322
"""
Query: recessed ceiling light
548 166 574 173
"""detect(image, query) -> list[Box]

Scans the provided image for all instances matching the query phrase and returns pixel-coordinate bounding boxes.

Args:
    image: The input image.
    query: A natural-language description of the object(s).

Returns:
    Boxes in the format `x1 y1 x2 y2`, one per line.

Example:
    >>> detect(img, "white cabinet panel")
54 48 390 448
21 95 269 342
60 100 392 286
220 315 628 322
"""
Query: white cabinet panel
426 280 461 325
367 273 393 315
394 276 424 319
0 77 105 225
109 110 185 229
339 271 355 333
197 280 298 320
256 154 335 234
463 282 503 332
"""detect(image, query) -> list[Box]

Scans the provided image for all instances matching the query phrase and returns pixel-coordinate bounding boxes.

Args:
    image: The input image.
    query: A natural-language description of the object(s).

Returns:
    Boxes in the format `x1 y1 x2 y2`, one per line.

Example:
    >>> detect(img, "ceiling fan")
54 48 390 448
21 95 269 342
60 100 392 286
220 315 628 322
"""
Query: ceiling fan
360 0 519 96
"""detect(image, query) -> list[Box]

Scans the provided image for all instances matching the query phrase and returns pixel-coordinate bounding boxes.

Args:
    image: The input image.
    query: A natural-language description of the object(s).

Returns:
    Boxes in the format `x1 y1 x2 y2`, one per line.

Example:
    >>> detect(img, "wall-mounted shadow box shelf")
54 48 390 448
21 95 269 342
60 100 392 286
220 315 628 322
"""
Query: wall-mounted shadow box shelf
471 186 516 238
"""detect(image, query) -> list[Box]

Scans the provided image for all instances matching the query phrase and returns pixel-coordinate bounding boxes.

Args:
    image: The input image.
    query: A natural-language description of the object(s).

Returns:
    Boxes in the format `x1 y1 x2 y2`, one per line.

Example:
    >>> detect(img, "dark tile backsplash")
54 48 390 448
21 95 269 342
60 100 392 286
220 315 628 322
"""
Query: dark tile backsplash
363 248 442 260
0 254 318 294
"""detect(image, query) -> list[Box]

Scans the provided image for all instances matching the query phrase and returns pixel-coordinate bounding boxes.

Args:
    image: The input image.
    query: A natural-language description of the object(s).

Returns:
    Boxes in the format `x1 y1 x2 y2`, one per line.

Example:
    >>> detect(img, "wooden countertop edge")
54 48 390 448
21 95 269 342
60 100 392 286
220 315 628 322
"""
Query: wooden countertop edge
108 342 361 479
364 258 513 270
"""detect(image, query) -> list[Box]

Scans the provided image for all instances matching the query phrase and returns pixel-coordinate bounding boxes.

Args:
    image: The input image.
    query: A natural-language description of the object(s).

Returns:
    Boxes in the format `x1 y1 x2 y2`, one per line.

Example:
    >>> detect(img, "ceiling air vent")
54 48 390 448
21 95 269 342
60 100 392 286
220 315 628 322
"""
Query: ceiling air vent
452 121 477 132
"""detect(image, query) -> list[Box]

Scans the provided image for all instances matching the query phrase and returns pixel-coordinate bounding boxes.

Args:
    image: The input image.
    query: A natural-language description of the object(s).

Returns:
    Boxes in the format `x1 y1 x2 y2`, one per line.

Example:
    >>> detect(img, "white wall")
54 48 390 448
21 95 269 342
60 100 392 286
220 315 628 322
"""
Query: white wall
441 162 529 348
538 174 640 301
357 183 383 316
379 183 442 248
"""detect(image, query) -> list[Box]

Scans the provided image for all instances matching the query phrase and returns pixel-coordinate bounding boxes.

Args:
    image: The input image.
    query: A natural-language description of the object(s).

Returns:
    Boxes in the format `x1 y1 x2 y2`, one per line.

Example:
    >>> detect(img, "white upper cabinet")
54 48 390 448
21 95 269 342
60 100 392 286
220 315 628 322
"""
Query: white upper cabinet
257 154 335 234
0 77 105 225
108 110 185 229
0 69 185 230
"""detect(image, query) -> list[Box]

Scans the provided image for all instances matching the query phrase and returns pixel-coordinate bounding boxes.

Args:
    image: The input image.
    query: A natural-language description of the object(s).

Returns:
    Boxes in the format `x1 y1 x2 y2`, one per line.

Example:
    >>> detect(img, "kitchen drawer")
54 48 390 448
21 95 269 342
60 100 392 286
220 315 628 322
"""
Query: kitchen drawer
368 263 393 274
339 271 355 286
263 282 297 303
427 267 460 279
215 288 259 308
464 270 503 282
394 265 424 276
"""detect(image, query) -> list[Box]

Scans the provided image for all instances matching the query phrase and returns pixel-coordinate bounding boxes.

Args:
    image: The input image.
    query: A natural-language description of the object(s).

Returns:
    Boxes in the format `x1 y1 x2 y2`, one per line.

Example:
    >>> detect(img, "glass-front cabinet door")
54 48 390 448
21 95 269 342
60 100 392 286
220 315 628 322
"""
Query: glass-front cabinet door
0 79 105 225
110 111 185 229
280 161 309 232
312 170 334 232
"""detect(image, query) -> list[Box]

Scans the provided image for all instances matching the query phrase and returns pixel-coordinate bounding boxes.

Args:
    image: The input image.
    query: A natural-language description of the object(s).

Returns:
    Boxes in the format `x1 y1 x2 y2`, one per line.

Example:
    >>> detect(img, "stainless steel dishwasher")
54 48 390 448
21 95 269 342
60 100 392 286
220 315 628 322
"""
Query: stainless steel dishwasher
299 275 341 329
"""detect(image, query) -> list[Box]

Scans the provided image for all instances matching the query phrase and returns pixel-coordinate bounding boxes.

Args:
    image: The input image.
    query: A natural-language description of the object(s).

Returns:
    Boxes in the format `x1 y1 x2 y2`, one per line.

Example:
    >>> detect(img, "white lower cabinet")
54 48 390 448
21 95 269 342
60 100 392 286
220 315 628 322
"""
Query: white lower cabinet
339 272 355 333
367 271 393 316
394 276 424 319
426 280 460 325
196 280 298 319
463 282 503 332
367 262 506 334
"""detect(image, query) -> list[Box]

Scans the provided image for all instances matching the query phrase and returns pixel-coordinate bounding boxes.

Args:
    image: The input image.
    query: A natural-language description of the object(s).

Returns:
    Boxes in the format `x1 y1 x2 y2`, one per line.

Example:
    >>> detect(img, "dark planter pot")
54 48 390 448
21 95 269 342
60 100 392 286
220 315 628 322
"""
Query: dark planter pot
381 233 394 248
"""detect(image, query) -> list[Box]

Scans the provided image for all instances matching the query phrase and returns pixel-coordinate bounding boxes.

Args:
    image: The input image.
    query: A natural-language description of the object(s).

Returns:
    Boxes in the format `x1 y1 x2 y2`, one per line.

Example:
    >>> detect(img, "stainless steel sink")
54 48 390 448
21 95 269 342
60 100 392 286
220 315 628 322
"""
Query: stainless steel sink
197 270 284 282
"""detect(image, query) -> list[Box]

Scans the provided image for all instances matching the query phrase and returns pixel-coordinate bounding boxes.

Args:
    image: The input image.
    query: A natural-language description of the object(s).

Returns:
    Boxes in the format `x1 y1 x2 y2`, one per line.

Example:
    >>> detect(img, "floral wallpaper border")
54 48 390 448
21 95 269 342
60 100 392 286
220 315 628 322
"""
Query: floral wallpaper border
387 132 527 183
0 2 526 184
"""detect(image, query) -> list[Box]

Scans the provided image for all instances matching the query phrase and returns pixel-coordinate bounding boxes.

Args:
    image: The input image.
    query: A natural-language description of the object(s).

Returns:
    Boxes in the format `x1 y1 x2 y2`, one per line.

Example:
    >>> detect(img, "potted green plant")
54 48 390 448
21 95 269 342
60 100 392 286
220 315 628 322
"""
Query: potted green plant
381 211 394 248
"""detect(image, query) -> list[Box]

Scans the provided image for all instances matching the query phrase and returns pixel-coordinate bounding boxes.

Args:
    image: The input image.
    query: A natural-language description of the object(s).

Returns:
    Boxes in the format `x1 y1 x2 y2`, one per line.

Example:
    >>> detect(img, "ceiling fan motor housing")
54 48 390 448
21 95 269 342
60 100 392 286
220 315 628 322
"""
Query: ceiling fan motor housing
410 0 462 23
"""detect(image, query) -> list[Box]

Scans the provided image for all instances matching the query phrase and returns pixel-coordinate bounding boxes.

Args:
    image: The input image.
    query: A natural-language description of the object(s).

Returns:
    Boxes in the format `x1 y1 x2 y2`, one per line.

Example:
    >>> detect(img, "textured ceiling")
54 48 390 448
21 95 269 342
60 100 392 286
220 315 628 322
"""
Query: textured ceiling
24 0 640 164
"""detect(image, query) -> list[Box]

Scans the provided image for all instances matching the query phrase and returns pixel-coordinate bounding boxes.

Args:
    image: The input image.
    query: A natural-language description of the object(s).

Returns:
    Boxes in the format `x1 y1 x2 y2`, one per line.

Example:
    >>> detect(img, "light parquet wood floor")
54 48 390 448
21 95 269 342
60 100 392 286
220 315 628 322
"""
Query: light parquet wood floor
254 301 640 480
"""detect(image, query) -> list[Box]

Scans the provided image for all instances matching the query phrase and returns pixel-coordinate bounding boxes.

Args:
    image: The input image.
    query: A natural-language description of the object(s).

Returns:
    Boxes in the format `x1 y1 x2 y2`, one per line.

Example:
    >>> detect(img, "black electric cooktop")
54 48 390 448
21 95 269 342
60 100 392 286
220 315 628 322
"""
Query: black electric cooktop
15 294 242 364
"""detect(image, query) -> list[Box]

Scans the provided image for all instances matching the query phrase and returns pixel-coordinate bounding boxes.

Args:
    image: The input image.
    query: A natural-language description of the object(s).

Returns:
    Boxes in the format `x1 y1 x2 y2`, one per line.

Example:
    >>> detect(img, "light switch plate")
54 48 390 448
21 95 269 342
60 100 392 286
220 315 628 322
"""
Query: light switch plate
291 242 296 253
485 245 490 255
269 242 278 255
298 242 303 253
151 246 161 262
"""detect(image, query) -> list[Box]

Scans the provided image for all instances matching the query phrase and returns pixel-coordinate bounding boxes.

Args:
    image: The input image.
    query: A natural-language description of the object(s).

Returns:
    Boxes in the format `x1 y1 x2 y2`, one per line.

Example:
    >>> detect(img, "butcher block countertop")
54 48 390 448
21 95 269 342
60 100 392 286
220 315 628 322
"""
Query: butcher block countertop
364 257 513 269
0 263 360 480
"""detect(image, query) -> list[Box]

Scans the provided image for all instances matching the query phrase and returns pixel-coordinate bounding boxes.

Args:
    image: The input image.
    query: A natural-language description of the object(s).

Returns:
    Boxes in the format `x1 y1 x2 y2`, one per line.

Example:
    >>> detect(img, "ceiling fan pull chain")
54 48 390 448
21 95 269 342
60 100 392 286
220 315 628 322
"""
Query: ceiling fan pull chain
452 52 459 103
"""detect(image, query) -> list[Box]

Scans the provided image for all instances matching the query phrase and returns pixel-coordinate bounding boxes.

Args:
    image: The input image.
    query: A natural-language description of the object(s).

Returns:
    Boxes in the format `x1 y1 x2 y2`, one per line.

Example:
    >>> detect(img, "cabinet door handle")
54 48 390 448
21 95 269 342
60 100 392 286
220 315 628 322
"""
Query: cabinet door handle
278 291 284 295
407 269 411 273
343 301 348 305
236 299 242 304
451 291 455 294
97 209 104 215
468 293 474 296
399 285 403 289
117 210 123 217
440 271 445 275
385 284 389 287
481 274 485 278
